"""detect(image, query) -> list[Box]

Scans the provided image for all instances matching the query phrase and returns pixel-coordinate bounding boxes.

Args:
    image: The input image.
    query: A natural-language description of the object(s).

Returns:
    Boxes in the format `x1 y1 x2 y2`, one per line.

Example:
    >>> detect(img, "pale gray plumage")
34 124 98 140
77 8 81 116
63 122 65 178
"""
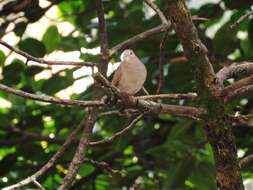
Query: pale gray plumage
112 49 147 95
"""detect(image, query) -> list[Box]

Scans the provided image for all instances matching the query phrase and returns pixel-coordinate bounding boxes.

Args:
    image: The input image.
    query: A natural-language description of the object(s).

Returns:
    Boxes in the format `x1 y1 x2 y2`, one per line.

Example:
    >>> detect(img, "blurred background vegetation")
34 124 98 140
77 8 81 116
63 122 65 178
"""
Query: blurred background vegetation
0 0 253 189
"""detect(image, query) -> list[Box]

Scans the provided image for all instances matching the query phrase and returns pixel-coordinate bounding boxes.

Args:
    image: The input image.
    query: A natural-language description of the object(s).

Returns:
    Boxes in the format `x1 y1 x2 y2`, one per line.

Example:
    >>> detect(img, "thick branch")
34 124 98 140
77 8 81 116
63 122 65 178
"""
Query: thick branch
166 1 244 190
0 40 96 67
239 154 253 167
219 75 253 98
225 84 253 101
216 62 253 84
93 72 205 120
0 83 105 107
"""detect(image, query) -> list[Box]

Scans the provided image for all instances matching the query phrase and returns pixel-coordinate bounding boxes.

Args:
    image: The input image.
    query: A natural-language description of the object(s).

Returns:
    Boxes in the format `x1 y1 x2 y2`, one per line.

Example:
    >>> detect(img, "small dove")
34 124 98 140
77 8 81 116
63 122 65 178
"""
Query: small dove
112 49 147 95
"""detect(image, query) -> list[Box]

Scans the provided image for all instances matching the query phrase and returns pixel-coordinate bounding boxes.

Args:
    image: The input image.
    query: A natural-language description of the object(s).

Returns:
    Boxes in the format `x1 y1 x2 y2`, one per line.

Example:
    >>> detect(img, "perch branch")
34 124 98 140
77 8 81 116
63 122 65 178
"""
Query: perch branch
93 72 205 120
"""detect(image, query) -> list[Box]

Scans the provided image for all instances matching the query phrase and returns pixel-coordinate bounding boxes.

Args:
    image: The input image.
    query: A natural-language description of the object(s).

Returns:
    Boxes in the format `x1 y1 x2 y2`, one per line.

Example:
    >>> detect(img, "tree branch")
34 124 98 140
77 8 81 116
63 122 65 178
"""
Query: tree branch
90 114 143 146
2 120 84 190
93 72 205 120
0 83 105 108
83 158 120 176
109 24 170 57
216 62 253 84
239 154 253 167
136 93 197 100
166 1 244 189
58 109 98 190
219 75 253 98
58 0 110 189
225 84 253 101
229 10 253 30
144 0 169 25
0 40 96 67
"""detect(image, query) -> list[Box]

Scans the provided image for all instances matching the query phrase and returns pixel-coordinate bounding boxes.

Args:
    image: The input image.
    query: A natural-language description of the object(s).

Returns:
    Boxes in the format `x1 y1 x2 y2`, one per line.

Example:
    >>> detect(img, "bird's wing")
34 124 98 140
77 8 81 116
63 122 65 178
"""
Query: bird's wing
111 65 122 87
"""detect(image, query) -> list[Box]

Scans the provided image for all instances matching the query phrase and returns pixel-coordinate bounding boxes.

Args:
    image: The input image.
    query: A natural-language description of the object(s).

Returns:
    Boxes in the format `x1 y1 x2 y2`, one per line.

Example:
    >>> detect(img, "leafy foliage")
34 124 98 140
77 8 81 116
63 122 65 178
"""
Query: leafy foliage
0 0 253 190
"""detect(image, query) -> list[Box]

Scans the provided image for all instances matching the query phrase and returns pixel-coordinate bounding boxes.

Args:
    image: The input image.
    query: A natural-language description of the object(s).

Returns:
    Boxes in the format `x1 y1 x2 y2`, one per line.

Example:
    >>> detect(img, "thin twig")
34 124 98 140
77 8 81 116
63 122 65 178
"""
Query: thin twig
32 179 46 190
156 30 169 94
229 10 253 30
83 158 120 176
137 93 197 100
2 121 84 190
90 114 143 146
0 125 66 145
0 40 96 67
0 83 105 107
144 0 168 24
109 24 170 57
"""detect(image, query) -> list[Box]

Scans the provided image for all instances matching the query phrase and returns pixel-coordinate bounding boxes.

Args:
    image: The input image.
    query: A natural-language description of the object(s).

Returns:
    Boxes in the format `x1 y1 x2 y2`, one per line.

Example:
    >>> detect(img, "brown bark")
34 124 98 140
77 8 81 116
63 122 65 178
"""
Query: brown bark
166 0 244 189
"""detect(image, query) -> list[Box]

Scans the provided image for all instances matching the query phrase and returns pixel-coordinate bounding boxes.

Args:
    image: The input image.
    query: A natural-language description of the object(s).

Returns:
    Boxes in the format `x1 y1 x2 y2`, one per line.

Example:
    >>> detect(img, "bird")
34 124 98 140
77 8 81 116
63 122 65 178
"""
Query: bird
111 49 147 95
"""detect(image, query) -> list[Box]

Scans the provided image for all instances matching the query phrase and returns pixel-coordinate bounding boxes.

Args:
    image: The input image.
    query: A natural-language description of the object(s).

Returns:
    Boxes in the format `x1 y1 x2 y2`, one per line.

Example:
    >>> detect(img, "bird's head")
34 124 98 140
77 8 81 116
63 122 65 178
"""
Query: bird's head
120 49 135 62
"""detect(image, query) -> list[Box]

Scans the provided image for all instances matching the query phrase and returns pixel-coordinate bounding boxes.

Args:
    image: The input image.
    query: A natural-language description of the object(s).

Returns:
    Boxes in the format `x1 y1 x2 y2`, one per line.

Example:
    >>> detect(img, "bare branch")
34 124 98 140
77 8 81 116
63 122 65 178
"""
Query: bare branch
2 120 84 190
219 75 253 98
137 93 197 100
144 0 169 24
239 154 253 167
229 10 253 30
156 30 169 94
166 0 244 189
58 109 97 190
0 125 65 145
32 180 46 190
90 114 143 146
109 24 170 57
225 84 253 101
0 40 96 67
93 72 205 120
216 62 253 84
58 1 110 189
83 158 121 176
0 83 105 107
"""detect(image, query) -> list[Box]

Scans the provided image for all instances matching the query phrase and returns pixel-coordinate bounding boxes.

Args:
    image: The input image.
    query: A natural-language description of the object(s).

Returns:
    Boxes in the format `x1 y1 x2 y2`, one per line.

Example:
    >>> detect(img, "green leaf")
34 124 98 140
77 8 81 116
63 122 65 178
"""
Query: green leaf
14 22 28 37
213 22 239 56
0 50 5 66
42 26 60 53
18 38 46 58
40 71 74 95
2 59 25 85
24 65 44 76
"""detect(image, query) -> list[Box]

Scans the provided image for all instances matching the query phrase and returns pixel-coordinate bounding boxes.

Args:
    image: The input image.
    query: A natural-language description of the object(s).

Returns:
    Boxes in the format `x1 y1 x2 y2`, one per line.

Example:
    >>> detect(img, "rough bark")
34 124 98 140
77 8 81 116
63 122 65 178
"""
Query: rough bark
166 0 244 189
